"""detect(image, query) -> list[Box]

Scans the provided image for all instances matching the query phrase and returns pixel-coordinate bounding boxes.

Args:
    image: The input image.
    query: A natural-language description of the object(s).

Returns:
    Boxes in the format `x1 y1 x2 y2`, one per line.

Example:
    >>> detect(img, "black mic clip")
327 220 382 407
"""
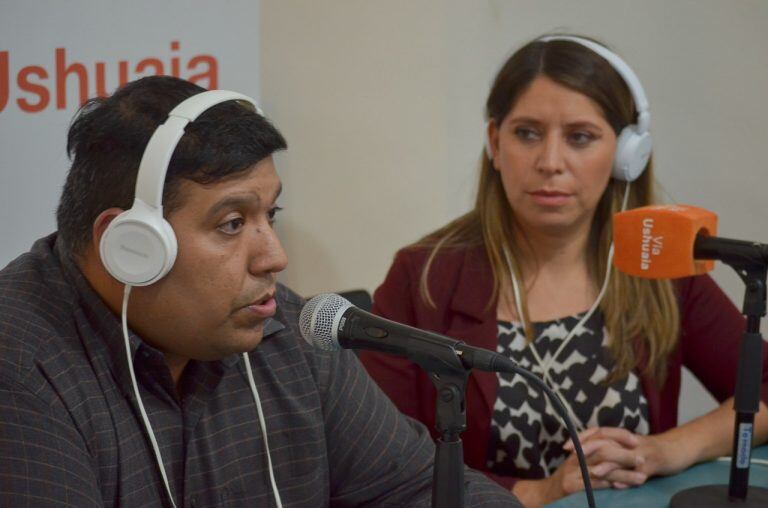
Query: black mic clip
694 235 767 317
427 355 470 438
423 347 470 508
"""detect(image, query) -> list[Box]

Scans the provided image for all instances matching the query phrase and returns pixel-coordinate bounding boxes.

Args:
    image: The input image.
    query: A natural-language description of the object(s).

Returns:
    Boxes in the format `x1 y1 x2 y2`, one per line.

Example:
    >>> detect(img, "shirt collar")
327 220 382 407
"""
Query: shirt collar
263 317 285 337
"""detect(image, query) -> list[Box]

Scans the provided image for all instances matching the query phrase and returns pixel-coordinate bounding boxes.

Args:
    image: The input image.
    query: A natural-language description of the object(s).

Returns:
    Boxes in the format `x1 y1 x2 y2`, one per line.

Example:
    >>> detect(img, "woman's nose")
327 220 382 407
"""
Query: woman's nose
536 133 566 174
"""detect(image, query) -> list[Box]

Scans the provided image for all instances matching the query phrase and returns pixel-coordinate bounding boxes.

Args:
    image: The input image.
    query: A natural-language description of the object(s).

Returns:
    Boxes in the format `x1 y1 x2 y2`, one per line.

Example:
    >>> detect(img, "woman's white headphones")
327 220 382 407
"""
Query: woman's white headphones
99 90 261 286
486 35 652 182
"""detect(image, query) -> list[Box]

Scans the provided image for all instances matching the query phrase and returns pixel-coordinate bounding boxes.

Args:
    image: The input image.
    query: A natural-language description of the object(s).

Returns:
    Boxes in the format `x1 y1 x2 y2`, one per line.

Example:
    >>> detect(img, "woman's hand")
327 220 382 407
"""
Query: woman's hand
547 438 617 494
514 401 768 505
513 413 745 508
564 427 691 488
512 437 629 507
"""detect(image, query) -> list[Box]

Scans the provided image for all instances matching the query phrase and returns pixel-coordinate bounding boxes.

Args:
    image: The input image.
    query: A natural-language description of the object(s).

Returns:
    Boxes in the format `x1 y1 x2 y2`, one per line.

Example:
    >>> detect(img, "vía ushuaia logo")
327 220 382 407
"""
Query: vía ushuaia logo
640 217 663 271
0 41 218 113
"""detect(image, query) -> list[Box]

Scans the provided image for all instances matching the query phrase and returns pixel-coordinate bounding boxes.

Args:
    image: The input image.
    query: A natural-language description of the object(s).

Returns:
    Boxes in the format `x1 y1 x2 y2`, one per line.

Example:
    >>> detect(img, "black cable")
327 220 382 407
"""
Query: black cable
492 356 597 508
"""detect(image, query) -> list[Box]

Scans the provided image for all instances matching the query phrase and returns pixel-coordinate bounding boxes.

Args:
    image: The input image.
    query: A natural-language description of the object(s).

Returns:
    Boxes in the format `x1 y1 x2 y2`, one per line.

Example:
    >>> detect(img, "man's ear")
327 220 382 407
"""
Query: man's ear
78 208 126 296
91 208 125 250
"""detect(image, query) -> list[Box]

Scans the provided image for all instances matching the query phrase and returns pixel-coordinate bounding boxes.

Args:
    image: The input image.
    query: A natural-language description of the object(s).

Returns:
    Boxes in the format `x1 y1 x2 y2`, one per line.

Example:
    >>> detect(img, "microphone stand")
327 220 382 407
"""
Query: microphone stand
419 346 597 508
405 342 472 508
671 255 768 506
333 304 472 507
428 366 470 508
331 305 595 507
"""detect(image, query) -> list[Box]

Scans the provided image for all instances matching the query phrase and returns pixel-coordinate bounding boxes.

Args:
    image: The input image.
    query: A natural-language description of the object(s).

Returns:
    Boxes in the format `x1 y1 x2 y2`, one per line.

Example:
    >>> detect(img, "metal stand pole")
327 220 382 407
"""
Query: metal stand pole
671 263 768 506
430 371 469 508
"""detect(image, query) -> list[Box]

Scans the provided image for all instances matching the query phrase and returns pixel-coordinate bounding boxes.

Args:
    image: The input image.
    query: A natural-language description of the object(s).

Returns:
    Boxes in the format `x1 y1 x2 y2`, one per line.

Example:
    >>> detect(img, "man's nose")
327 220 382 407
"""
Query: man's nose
249 225 288 275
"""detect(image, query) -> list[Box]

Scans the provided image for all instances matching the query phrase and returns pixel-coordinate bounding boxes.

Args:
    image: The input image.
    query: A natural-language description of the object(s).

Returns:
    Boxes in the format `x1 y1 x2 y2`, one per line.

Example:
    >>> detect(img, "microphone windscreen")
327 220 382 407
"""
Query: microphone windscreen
613 204 717 278
299 293 352 351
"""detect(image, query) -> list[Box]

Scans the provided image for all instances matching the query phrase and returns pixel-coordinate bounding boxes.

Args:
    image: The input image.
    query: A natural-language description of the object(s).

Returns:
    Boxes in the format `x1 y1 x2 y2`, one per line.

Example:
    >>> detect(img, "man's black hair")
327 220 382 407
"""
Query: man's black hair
56 75 287 258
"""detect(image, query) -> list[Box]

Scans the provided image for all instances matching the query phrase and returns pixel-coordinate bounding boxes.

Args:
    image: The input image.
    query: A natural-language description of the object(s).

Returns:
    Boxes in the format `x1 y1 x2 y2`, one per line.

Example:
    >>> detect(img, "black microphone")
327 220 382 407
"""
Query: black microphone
299 293 508 373
299 293 597 508
613 204 768 279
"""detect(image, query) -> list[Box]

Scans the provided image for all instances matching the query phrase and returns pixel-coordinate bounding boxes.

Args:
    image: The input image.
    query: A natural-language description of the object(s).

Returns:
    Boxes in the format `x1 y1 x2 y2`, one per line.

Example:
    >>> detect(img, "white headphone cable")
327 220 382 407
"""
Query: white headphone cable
506 251 584 443
503 248 554 474
121 285 178 508
121 286 282 507
242 353 283 508
505 181 632 436
541 181 632 374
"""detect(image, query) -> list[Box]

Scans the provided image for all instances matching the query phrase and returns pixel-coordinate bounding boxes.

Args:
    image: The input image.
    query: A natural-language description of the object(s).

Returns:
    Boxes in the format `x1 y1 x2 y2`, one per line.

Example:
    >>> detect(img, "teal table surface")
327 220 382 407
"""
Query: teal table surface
547 445 768 507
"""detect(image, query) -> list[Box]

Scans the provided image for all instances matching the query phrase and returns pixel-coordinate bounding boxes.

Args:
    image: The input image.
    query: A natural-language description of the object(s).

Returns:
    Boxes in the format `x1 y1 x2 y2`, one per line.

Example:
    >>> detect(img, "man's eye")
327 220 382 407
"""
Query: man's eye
267 206 283 225
218 217 245 234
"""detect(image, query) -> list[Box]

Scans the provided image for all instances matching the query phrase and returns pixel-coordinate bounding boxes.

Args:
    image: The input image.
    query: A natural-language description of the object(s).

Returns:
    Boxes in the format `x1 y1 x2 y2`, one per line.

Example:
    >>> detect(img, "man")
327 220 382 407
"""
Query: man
0 76 520 506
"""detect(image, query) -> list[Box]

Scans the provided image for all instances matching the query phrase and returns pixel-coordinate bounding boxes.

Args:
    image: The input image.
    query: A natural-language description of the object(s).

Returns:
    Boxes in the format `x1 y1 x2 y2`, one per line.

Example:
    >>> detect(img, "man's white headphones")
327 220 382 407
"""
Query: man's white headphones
99 90 261 286
486 35 652 182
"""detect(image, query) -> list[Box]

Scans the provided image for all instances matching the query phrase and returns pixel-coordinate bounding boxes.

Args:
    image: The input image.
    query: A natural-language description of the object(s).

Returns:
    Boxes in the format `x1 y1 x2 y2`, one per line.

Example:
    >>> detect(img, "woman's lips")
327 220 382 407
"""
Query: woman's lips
528 190 573 206
245 296 277 318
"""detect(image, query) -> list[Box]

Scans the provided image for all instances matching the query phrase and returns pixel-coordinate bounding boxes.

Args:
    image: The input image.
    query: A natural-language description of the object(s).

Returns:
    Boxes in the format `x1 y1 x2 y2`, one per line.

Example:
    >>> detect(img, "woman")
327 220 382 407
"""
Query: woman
359 35 768 506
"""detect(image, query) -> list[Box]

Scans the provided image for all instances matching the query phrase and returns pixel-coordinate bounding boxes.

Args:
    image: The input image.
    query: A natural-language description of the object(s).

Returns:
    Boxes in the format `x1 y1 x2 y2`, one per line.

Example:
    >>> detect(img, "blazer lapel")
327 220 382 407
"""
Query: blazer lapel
443 247 499 426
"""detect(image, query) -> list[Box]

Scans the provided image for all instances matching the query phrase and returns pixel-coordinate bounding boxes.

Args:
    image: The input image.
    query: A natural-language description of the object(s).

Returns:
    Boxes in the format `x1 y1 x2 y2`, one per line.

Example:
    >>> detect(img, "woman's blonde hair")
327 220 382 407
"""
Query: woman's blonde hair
416 37 679 385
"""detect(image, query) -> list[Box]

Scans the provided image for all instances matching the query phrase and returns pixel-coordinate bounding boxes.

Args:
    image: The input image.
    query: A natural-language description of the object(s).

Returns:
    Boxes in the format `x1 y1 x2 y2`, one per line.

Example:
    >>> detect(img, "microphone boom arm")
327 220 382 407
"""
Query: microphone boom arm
694 235 768 268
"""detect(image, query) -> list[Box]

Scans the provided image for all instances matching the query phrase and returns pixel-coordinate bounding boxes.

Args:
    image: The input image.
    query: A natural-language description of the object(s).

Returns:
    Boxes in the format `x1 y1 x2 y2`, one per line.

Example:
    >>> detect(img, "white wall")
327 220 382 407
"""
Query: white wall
260 0 768 423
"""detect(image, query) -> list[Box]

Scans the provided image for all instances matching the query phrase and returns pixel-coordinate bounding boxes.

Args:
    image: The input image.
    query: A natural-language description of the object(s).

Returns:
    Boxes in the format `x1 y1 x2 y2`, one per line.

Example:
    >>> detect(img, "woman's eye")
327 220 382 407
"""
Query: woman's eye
218 217 245 234
267 206 283 225
514 127 540 142
569 131 595 146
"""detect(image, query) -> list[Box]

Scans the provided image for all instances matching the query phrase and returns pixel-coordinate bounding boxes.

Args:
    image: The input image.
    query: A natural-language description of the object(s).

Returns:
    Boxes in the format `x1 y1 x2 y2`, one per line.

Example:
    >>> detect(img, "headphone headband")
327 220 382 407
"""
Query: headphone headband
537 35 650 132
135 90 261 211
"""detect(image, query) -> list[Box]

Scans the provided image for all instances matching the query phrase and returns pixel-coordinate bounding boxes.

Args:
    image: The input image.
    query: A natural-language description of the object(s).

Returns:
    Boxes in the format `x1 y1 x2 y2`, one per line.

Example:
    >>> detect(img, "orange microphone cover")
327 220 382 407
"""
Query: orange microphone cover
613 205 717 279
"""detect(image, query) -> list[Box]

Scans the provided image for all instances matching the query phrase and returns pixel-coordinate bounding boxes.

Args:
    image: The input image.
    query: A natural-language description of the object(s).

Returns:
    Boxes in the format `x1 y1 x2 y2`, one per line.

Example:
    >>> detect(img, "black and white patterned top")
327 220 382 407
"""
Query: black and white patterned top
486 311 649 478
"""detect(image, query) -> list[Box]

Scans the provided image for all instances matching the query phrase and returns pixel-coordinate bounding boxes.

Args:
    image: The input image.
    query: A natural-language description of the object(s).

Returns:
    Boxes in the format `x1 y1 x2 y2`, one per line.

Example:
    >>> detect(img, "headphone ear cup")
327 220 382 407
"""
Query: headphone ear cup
613 126 653 182
99 204 177 286
159 217 178 275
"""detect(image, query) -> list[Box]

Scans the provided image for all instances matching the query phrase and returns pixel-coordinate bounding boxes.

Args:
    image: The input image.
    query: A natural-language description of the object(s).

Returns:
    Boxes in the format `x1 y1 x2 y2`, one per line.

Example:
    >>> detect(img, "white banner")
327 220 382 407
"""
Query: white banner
0 1 262 266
